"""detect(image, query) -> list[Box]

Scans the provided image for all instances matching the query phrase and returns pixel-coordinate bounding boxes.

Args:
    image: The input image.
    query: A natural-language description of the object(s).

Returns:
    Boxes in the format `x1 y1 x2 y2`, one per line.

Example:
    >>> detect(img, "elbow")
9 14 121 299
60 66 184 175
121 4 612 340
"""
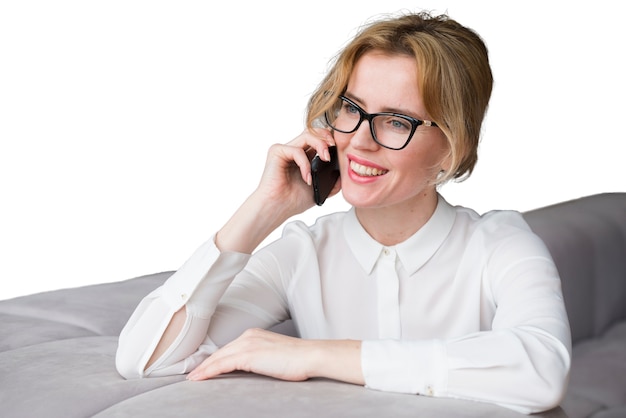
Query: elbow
115 341 147 380
538 360 571 413
535 348 571 412
516 349 571 414
499 369 569 415
524 372 569 414
517 385 568 415
115 359 144 380
492 335 571 414
517 328 572 414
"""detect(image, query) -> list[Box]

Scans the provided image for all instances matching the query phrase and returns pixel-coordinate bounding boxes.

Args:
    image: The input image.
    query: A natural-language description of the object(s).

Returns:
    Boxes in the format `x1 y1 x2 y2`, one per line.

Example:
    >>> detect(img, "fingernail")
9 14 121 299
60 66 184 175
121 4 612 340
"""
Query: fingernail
324 149 331 161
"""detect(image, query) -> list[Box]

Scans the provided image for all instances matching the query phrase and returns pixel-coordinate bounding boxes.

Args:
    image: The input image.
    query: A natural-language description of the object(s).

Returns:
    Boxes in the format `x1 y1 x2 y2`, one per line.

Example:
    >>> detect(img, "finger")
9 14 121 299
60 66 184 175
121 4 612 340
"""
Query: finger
187 329 262 381
266 143 312 187
187 353 238 381
288 128 335 162
293 130 336 188
290 147 314 186
308 129 336 162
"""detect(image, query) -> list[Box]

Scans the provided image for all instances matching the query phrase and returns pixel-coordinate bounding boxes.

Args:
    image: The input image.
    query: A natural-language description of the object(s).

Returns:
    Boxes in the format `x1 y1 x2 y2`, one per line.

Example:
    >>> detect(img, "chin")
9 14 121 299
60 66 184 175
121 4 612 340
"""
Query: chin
341 189 385 209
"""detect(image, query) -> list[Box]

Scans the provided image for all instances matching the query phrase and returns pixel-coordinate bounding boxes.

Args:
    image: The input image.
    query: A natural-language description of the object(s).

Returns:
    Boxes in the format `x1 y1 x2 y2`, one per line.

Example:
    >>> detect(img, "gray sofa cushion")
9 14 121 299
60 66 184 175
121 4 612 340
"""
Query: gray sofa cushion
0 336 183 417
0 332 567 418
523 193 626 418
93 372 564 418
0 272 171 351
0 312 97 351
524 193 626 343
564 321 626 417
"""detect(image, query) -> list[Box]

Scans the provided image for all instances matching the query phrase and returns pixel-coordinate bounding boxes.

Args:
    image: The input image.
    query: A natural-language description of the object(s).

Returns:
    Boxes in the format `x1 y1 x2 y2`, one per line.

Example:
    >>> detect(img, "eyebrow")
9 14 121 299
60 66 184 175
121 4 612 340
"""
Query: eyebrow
343 92 427 120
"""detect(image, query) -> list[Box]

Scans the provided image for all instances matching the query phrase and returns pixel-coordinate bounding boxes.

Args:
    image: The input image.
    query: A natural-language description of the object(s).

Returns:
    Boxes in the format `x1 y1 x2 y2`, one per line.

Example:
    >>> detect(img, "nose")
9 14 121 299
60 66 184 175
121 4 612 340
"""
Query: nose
349 119 379 151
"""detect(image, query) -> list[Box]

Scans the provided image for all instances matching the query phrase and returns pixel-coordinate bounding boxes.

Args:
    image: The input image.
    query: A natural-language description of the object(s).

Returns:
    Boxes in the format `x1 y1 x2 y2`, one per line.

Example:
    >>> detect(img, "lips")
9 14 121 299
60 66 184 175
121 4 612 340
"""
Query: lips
349 160 388 177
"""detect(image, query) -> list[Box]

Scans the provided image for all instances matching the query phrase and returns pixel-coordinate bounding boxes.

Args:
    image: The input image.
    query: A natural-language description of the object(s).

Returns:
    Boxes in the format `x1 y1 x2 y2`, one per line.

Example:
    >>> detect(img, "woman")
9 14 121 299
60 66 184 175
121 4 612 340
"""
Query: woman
116 11 571 414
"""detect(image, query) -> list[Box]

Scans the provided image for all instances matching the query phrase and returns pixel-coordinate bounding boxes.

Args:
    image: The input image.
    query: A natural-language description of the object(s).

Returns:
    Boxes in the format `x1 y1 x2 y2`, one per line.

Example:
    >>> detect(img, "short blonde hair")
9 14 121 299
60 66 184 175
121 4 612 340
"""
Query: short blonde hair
307 12 493 183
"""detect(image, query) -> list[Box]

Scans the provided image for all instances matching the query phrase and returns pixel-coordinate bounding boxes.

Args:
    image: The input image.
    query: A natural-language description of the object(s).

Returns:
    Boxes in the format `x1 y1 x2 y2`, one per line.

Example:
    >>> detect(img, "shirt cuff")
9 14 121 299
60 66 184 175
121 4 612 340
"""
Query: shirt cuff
361 339 448 397
160 235 251 317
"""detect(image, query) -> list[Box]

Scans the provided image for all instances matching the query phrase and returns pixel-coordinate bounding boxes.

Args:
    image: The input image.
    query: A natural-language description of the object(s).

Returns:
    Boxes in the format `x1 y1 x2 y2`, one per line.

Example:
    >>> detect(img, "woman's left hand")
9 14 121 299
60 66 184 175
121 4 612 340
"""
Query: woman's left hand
187 328 313 382
186 328 364 385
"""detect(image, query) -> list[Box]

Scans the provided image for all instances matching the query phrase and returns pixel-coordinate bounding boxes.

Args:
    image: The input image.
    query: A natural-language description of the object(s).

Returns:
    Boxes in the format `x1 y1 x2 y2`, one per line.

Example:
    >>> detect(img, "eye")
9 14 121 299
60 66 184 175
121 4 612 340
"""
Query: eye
342 102 360 115
385 116 412 132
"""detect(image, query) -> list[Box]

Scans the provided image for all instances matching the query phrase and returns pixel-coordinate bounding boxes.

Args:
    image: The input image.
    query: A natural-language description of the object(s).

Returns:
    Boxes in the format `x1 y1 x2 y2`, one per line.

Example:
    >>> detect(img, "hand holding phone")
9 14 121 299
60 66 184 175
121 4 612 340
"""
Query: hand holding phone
311 146 339 206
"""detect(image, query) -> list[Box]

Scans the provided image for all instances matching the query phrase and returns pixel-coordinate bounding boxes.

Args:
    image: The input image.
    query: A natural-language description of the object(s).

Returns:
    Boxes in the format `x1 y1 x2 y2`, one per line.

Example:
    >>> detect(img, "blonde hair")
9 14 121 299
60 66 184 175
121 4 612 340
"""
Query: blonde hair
307 12 493 183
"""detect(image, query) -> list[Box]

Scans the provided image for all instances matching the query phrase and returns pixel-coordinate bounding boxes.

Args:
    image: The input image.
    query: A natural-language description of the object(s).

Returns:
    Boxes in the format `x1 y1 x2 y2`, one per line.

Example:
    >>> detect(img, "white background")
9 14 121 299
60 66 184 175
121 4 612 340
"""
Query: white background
1 0 624 300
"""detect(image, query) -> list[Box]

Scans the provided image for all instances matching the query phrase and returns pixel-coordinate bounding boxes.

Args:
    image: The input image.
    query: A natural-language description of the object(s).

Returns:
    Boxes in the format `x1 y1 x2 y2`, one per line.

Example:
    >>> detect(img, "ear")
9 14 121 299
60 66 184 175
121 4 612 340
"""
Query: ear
433 152 452 186
442 155 452 173
439 147 453 174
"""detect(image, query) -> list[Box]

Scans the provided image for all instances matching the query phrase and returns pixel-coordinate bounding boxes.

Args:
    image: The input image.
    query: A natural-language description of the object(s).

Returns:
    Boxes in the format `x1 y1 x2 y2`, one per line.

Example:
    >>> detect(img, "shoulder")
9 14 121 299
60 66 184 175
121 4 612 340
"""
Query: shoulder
281 210 350 242
454 203 528 232
453 203 532 239
451 203 551 260
252 211 349 261
248 211 349 283
449 204 560 298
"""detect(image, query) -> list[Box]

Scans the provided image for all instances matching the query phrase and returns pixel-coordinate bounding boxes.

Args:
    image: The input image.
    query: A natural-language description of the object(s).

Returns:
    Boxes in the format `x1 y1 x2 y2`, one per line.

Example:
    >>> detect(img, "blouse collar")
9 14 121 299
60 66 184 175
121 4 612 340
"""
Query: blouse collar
343 194 457 275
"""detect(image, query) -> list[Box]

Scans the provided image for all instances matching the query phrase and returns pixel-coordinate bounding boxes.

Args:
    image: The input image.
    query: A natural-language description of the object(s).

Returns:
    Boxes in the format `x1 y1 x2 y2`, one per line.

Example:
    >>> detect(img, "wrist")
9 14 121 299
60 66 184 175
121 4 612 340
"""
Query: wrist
216 192 292 254
307 339 364 385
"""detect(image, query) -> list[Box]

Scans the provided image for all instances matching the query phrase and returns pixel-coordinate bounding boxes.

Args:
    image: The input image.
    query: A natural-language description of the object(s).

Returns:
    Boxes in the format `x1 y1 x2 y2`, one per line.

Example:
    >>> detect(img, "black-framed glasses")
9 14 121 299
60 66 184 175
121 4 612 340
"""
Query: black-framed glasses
324 95 438 150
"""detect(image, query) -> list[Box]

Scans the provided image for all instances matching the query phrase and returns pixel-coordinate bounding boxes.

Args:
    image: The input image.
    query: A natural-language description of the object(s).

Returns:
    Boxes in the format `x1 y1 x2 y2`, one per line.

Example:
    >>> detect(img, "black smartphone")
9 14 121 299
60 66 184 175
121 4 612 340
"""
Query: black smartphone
311 146 340 206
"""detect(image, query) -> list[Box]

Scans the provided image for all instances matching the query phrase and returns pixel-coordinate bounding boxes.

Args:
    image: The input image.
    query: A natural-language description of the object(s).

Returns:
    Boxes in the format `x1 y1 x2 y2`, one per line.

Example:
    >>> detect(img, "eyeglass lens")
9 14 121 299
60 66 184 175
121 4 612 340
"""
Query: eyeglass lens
326 97 415 150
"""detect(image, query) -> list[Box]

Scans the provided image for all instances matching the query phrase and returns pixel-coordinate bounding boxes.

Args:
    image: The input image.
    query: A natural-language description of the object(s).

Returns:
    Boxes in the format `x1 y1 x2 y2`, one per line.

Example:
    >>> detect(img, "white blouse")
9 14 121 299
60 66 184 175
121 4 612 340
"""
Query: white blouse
116 195 571 414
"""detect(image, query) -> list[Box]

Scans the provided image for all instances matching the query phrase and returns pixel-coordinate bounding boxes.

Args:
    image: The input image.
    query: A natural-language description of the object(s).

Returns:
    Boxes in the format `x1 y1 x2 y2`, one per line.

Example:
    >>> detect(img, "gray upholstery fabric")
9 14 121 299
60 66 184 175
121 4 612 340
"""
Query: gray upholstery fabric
93 374 566 418
524 193 626 343
524 193 626 418
1 193 623 418
0 336 184 417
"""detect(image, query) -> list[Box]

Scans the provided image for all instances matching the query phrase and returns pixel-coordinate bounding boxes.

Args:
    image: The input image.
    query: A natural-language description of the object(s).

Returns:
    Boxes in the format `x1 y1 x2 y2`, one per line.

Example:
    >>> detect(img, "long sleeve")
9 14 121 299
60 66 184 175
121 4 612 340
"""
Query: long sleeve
360 210 572 414
115 236 251 379
116 198 572 413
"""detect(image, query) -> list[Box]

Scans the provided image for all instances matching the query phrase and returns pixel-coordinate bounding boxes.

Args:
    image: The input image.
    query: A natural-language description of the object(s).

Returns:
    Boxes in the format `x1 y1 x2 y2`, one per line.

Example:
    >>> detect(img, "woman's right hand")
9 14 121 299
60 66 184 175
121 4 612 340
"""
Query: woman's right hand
254 128 338 218
215 128 339 254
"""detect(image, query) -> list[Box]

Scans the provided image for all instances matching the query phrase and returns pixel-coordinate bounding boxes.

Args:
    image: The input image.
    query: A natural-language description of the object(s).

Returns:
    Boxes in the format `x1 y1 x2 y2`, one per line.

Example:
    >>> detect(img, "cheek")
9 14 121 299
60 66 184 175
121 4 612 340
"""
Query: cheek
333 132 351 162
406 140 448 168
393 142 450 185
332 131 350 149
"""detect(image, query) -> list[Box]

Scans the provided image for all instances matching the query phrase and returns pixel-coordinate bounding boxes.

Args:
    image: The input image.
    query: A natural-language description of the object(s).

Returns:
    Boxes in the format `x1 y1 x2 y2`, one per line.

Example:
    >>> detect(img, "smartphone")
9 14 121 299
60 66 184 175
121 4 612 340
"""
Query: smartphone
311 146 340 206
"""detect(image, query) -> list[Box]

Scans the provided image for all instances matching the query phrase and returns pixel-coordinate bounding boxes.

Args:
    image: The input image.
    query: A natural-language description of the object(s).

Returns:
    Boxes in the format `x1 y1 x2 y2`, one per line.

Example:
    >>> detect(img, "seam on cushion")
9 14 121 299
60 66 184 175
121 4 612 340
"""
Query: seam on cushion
0 310 104 335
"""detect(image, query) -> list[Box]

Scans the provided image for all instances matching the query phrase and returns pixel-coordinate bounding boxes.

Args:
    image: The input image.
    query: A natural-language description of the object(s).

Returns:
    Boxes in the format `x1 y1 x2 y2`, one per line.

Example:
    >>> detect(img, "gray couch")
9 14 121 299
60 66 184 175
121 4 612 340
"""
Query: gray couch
1 193 624 418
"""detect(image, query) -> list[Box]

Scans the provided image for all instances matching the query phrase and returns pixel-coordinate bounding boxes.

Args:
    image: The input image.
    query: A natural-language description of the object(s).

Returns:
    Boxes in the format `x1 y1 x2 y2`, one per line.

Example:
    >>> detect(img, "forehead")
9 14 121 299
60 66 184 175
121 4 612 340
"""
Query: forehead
346 51 426 115
350 51 417 83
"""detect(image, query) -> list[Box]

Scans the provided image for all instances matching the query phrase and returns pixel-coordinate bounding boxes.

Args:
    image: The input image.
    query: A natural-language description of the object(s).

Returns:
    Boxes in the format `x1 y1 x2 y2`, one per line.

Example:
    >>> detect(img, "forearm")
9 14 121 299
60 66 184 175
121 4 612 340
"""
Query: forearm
145 306 188 369
361 329 570 414
116 292 211 378
444 328 570 413
216 191 293 254
116 239 250 378
216 131 333 254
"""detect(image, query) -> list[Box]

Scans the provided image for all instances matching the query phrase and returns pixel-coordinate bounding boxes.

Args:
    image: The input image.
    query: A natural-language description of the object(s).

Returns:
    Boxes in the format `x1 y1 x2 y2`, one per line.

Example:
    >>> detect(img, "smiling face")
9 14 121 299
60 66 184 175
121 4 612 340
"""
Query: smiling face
334 51 450 215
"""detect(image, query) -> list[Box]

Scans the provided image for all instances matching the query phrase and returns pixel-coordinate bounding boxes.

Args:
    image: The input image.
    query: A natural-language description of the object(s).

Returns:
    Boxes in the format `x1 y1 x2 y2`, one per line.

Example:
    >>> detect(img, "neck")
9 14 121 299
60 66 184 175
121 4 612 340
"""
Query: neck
355 191 439 246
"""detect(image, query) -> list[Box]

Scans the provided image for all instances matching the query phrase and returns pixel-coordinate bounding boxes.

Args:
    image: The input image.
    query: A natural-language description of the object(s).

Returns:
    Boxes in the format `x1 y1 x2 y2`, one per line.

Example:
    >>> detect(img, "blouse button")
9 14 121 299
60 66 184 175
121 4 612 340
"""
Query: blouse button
383 248 390 256
181 293 187 300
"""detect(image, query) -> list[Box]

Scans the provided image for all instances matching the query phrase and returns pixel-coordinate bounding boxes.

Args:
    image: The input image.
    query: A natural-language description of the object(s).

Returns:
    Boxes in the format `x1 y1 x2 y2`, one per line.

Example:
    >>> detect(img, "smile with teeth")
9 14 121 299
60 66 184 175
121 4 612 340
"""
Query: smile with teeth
350 160 388 177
